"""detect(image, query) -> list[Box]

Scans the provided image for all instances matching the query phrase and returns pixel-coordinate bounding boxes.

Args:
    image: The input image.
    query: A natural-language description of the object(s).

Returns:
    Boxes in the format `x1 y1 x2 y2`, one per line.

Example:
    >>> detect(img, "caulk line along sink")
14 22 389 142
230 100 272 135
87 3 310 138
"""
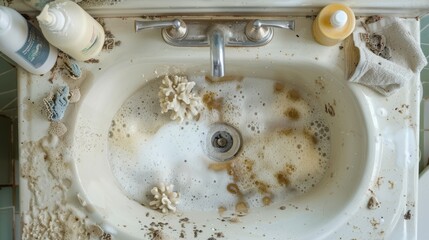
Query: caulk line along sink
16 11 423 240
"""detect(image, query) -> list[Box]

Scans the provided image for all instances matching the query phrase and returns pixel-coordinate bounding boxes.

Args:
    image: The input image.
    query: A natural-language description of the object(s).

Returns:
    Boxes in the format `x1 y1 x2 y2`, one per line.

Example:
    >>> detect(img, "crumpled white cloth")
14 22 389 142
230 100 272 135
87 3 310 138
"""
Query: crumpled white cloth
348 17 427 96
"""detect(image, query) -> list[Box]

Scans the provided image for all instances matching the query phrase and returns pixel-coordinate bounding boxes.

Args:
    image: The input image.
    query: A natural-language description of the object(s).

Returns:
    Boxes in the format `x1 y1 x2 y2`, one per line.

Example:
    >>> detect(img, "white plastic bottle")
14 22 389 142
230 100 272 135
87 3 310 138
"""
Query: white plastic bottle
37 0 105 61
0 6 58 75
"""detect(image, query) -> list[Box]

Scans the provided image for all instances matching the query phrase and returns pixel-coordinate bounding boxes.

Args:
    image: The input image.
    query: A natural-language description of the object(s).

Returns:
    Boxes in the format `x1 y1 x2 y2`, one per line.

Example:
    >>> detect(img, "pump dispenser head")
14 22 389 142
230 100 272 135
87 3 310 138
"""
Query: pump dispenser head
330 10 348 28
0 8 10 30
37 5 65 31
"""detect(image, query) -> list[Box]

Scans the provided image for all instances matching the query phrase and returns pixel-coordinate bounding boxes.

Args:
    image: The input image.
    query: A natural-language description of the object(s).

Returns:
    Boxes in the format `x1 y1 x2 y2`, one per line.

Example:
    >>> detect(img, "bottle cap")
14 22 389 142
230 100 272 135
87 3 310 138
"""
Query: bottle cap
330 10 348 28
37 5 65 31
0 8 10 31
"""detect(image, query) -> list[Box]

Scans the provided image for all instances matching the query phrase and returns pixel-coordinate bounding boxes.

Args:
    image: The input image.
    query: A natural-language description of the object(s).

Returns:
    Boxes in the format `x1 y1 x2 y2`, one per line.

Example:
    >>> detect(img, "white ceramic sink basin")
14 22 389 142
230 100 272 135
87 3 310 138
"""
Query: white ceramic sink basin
18 17 420 240
71 58 369 239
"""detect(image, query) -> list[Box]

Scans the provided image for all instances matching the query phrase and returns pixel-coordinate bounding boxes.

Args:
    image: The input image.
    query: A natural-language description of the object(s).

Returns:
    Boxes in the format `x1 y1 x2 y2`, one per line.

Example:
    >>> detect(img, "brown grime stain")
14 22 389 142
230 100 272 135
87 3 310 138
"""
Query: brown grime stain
274 82 285 93
208 161 232 171
303 128 319 145
202 92 224 111
227 183 241 195
235 201 249 214
275 172 290 186
325 103 335 116
284 107 300 120
218 206 227 215
255 180 270 194
287 89 301 101
205 75 244 84
279 128 294 136
284 164 296 175
262 196 272 206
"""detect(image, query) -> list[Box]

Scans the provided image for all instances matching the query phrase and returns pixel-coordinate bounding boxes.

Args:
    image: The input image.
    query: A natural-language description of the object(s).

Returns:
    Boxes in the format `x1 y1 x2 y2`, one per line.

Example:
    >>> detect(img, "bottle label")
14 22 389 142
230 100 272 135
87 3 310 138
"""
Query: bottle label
81 25 101 55
16 22 51 69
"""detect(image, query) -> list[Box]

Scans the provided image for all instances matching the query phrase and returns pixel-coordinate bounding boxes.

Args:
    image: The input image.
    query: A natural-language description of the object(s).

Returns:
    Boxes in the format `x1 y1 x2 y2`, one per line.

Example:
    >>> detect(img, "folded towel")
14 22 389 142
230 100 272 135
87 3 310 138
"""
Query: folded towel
346 17 427 96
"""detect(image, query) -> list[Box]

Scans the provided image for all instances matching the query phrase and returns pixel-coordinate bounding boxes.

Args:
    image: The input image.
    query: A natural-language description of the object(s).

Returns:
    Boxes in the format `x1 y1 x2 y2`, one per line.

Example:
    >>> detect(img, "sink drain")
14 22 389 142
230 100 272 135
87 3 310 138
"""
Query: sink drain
206 123 242 161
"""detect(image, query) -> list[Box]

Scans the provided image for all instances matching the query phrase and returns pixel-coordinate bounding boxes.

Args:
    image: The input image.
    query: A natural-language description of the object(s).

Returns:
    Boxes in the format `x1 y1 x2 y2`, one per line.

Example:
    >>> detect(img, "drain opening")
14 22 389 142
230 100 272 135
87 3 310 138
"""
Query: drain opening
211 131 233 153
206 123 242 162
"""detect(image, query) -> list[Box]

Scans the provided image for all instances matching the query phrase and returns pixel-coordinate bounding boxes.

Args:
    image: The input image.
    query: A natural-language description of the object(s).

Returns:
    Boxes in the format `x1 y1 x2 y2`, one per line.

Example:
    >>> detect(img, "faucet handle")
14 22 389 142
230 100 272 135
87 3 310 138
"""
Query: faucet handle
245 19 295 42
135 19 187 40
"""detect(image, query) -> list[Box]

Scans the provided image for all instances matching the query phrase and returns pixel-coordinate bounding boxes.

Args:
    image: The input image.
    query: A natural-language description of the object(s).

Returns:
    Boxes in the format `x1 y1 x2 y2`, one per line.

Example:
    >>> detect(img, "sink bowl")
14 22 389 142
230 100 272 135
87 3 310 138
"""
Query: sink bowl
18 17 420 240
70 57 371 239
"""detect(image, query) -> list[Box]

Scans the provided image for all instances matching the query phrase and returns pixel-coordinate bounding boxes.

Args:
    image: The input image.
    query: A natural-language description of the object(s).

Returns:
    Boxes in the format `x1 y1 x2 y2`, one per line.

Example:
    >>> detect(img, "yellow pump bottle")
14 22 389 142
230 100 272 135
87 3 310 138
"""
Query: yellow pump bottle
312 3 355 46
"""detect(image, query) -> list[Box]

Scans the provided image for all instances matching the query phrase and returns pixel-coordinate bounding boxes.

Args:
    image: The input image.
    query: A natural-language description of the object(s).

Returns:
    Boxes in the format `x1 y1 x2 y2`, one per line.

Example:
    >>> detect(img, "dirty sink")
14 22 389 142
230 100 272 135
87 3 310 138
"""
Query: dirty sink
11 0 429 239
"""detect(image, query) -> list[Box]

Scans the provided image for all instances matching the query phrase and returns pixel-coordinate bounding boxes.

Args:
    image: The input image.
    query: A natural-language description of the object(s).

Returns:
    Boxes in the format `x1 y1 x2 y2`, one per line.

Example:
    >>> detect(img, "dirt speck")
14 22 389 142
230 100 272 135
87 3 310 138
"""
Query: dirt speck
404 210 412 220
324 103 335 117
367 196 380 209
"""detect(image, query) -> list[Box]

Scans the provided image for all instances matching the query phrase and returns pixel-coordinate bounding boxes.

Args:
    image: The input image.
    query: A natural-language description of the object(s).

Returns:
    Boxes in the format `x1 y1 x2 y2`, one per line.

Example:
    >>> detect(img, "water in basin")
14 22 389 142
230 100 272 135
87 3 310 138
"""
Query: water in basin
72 60 368 239
107 75 331 212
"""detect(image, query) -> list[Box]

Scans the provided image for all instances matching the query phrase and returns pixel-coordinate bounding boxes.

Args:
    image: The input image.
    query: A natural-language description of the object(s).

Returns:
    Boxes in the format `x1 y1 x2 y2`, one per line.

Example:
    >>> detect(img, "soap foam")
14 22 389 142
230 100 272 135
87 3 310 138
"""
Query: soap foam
107 75 331 211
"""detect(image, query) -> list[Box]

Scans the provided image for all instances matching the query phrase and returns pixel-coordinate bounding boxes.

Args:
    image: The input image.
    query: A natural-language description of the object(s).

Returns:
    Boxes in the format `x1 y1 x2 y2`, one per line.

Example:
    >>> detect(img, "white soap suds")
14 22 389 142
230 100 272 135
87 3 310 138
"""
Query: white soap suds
159 75 203 122
108 75 331 212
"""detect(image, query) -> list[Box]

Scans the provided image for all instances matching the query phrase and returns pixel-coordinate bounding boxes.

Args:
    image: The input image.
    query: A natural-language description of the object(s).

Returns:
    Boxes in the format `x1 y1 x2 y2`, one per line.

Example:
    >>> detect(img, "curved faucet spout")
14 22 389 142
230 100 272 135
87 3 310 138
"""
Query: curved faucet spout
210 30 225 78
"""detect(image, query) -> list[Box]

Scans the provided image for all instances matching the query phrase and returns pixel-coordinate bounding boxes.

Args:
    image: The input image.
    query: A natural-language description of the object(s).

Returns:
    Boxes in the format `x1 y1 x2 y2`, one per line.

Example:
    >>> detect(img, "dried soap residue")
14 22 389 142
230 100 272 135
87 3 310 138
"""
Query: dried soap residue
78 0 123 7
21 135 93 239
96 18 122 51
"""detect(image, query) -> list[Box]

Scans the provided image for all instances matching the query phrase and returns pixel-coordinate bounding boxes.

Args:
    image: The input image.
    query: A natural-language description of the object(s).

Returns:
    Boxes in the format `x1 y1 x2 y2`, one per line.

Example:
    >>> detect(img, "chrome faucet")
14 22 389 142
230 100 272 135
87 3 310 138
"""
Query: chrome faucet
210 28 225 77
135 18 295 78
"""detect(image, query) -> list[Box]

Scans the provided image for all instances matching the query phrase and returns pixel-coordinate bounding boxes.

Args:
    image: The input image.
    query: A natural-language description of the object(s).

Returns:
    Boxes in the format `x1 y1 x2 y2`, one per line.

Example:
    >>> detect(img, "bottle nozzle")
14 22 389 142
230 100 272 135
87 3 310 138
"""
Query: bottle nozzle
330 10 348 28
0 8 10 30
37 4 65 31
